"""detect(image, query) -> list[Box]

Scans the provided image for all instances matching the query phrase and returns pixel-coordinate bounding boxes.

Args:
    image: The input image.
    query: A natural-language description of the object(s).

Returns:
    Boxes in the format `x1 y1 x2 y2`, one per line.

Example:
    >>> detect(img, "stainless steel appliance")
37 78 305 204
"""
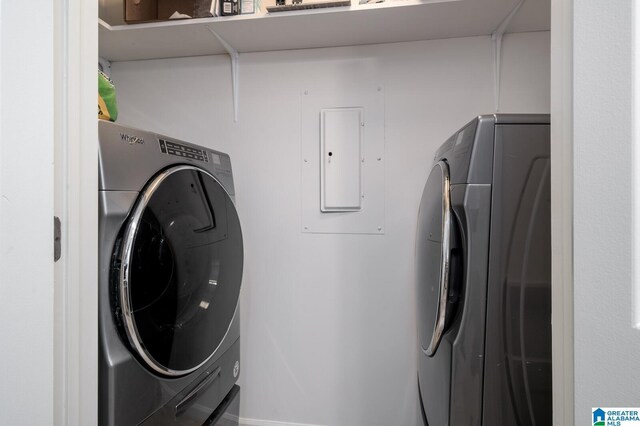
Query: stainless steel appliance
99 121 243 425
416 114 551 425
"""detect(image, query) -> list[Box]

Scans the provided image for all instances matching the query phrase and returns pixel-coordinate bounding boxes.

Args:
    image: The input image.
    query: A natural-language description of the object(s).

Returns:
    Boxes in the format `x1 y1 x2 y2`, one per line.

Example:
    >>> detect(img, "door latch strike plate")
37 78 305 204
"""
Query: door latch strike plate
54 216 61 262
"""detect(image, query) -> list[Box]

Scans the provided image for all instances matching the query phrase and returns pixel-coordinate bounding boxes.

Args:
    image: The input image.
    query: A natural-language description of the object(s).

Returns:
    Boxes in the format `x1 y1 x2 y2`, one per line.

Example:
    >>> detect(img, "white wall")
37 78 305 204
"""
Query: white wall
572 0 638 423
0 1 54 424
111 31 549 426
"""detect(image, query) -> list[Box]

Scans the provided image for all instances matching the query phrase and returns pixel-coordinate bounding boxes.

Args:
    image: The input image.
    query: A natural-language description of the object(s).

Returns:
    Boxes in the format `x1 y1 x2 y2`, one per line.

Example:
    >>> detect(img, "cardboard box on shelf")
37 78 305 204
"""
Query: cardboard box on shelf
124 0 217 23
125 0 157 22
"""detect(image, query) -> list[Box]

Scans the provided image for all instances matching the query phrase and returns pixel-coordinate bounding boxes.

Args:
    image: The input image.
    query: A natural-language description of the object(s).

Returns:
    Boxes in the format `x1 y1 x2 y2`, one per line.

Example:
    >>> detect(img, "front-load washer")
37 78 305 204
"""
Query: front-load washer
99 121 243 425
415 114 551 425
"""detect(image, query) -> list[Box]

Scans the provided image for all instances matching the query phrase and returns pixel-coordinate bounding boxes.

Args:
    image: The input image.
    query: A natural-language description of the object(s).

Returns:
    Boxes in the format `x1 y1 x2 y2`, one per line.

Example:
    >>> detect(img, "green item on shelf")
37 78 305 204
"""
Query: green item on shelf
98 70 118 122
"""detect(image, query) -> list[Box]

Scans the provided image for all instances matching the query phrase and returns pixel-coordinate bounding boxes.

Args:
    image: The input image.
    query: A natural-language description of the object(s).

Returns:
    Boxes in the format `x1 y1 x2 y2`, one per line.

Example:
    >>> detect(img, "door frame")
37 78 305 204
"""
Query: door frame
53 0 578 424
551 0 575 426
53 0 99 424
550 0 575 424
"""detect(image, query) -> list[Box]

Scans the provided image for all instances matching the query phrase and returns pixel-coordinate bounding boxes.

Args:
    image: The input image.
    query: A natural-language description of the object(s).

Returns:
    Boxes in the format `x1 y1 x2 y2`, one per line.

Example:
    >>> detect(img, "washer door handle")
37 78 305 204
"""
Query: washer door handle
425 160 452 357
175 366 222 416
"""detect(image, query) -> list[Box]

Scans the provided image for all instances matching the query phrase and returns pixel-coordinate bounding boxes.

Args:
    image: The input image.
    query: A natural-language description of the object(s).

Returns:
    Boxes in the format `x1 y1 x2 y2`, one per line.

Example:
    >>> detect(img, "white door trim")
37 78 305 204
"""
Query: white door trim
550 0 574 424
53 0 99 424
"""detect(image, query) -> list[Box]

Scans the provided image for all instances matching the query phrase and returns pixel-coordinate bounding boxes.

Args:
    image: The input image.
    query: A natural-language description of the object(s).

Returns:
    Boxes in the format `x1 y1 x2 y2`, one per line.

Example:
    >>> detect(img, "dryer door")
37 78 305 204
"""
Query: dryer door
416 161 454 357
115 165 243 376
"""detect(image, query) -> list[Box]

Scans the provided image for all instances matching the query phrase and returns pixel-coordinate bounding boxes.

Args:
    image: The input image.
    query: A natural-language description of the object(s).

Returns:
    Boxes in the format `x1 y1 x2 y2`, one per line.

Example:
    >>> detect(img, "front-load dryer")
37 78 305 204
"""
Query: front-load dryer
99 121 243 425
415 114 551 425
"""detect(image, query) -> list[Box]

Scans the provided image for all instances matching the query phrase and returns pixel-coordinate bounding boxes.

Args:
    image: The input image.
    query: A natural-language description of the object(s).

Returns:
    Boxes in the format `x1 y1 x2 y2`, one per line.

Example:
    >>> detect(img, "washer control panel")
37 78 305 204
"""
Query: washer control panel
159 139 209 163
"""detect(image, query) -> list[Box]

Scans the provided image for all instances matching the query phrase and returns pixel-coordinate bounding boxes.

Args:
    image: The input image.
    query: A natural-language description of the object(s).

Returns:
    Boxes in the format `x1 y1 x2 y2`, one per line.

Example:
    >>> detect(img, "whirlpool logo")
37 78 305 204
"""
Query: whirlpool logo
120 133 145 145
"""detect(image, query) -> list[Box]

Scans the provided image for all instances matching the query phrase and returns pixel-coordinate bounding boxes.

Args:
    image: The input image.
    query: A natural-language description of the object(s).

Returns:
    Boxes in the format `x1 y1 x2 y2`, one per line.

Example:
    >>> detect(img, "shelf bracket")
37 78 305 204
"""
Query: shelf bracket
207 27 240 122
98 57 112 78
491 0 526 112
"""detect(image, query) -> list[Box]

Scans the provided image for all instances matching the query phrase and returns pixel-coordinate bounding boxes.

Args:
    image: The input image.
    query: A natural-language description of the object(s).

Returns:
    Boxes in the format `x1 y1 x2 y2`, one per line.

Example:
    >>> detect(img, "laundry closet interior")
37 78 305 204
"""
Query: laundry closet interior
96 0 550 424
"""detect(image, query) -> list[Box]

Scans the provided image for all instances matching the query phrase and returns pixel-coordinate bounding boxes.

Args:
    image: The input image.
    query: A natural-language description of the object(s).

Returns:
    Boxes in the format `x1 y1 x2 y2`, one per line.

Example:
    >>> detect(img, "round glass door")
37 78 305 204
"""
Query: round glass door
116 165 243 376
416 161 452 356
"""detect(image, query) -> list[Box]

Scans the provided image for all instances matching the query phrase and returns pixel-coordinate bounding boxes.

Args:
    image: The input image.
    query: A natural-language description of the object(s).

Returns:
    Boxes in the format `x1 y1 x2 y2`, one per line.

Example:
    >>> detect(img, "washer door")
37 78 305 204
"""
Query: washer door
116 165 243 376
416 161 453 357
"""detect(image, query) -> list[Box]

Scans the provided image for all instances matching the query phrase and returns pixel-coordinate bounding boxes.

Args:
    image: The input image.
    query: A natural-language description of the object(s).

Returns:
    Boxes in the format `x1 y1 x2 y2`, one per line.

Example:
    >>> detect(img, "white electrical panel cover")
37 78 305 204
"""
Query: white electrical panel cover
320 107 363 212
301 84 384 234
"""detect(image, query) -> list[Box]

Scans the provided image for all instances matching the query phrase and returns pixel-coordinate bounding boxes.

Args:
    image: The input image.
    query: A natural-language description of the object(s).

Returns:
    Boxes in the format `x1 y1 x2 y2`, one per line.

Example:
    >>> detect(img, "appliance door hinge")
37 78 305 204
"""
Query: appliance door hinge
54 216 61 262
